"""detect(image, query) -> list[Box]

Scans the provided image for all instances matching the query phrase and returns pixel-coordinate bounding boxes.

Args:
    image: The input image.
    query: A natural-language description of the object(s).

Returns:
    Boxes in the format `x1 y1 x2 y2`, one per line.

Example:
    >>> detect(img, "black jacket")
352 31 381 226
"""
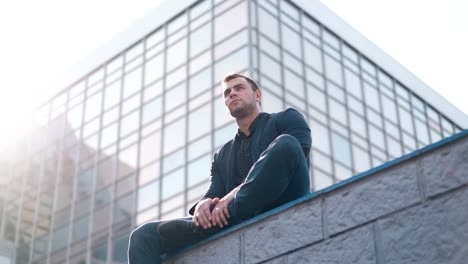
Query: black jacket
189 108 311 215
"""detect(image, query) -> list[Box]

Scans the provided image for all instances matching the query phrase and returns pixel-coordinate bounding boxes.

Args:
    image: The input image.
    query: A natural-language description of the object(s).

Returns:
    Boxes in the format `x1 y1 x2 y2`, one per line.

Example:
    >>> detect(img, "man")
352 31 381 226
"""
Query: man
128 73 311 263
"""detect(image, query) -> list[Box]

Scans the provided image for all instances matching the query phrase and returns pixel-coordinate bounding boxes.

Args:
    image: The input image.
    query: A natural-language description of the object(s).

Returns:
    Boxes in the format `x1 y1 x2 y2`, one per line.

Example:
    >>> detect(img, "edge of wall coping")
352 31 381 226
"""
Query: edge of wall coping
165 129 468 260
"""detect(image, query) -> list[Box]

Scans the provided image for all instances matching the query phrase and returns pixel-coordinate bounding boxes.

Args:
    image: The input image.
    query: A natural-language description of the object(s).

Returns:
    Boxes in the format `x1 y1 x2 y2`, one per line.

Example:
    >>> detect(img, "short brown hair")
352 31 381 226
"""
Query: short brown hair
222 73 260 91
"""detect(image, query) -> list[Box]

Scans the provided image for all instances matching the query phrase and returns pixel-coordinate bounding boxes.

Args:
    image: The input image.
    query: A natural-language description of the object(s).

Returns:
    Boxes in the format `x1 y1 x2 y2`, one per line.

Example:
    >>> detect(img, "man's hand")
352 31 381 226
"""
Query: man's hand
212 186 240 228
193 198 218 229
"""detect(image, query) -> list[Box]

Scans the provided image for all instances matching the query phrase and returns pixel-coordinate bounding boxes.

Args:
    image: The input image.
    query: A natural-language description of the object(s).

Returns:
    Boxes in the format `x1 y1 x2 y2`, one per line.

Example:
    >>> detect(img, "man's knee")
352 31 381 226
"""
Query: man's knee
129 222 158 248
269 134 302 155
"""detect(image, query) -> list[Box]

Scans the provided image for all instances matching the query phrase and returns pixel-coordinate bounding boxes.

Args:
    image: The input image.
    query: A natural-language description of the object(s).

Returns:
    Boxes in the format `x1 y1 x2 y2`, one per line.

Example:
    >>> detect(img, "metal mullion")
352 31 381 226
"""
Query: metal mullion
374 70 390 161
336 35 356 177
107 44 127 262
65 76 89 263
356 51 374 169
276 0 286 108
158 23 168 219
85 62 108 264
317 24 335 183
46 84 71 264
11 162 28 263
184 8 191 214
210 0 216 176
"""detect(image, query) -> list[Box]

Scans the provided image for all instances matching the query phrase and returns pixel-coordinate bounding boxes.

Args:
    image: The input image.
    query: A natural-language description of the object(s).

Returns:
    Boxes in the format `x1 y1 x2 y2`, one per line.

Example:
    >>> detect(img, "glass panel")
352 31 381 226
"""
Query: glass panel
214 46 248 82
344 69 361 99
142 96 162 124
214 123 236 148
84 91 102 121
324 55 343 86
120 110 140 137
331 132 352 167
163 117 186 155
328 99 347 125
123 67 142 98
284 69 304 98
398 107 414 135
163 148 185 174
118 145 138 178
162 167 185 199
304 40 322 73
261 90 282 113
189 104 211 141
260 53 281 84
139 161 161 186
165 82 187 112
189 67 212 98
113 193 134 224
104 80 121 110
381 95 397 123
363 82 380 110
72 216 89 242
144 53 164 86
188 154 211 186
415 119 430 145
309 119 330 154
308 86 326 113
188 134 211 160
352 144 370 173
215 30 248 61
258 6 279 42
167 38 188 72
281 24 301 58
214 1 247 43
369 124 385 147
138 180 160 211
190 22 212 57
113 235 130 264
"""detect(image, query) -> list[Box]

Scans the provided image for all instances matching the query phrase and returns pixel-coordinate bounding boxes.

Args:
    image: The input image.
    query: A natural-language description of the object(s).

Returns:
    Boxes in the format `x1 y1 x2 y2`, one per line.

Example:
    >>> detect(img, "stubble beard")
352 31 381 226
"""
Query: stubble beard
229 101 255 119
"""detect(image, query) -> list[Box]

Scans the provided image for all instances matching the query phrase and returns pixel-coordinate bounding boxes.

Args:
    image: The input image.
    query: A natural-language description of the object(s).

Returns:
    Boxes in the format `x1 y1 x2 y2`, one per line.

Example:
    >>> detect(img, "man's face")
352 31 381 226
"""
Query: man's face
223 77 259 119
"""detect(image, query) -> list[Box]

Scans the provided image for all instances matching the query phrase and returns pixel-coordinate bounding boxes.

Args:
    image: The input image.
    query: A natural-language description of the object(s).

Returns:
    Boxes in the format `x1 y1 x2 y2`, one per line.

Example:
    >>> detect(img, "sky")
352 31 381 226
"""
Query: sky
0 0 466 150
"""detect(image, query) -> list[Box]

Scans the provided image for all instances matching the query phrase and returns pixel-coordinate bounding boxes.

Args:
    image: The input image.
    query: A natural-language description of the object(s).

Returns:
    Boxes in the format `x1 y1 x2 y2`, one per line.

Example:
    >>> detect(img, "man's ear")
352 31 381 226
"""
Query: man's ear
256 89 262 102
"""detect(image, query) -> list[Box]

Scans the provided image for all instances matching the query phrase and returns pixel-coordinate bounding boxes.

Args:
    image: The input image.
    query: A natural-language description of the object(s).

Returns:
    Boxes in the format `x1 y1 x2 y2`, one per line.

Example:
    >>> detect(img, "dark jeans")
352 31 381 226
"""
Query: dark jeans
128 134 310 263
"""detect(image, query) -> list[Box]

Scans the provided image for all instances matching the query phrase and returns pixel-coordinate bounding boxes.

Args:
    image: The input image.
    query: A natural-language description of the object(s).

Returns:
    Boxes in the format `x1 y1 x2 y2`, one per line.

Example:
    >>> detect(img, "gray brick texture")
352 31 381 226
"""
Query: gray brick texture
378 187 468 264
325 160 421 235
243 201 322 264
421 137 468 197
287 225 376 264
170 233 240 264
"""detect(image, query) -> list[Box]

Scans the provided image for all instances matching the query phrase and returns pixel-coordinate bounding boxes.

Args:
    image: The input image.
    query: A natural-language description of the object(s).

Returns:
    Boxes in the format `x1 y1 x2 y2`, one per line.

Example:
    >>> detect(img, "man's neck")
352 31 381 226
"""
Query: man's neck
236 111 260 136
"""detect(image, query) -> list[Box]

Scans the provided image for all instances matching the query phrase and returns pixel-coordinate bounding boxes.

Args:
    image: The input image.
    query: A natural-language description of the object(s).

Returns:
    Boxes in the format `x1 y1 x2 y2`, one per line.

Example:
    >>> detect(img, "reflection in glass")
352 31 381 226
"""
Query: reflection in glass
163 117 186 155
214 1 247 43
258 6 279 42
162 167 185 199
123 67 142 98
190 22 211 57
167 38 187 72
324 55 343 87
189 104 211 141
120 110 140 137
189 67 211 98
281 24 301 58
104 80 121 110
140 131 161 166
331 132 352 167
138 180 159 211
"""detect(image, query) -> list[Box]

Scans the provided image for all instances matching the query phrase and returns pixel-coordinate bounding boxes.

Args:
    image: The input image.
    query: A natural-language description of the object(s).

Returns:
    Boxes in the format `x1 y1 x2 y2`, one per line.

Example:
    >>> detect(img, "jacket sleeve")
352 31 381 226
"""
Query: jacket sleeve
275 108 312 158
188 151 227 215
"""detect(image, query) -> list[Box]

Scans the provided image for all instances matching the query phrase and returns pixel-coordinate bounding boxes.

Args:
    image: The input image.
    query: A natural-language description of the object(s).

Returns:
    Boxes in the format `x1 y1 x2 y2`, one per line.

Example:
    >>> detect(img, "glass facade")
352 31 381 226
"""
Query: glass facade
0 0 464 263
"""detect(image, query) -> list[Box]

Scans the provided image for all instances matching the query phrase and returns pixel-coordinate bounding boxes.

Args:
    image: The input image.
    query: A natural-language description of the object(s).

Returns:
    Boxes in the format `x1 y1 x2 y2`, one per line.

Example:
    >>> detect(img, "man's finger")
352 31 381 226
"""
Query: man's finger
213 207 224 228
202 206 212 229
193 215 199 226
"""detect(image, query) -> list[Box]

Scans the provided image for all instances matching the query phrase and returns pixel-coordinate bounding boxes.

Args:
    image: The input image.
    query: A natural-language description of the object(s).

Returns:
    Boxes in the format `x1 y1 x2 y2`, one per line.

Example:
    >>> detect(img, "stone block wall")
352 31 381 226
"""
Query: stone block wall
165 131 468 264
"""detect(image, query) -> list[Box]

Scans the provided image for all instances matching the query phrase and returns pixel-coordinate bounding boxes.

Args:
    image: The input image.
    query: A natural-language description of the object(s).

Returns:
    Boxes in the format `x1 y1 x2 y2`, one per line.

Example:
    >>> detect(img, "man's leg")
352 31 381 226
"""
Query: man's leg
128 217 206 264
228 134 310 221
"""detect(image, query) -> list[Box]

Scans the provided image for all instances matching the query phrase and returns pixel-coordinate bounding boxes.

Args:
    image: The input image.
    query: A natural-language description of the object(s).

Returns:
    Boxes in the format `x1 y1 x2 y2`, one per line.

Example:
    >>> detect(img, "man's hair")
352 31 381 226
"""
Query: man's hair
222 73 260 91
